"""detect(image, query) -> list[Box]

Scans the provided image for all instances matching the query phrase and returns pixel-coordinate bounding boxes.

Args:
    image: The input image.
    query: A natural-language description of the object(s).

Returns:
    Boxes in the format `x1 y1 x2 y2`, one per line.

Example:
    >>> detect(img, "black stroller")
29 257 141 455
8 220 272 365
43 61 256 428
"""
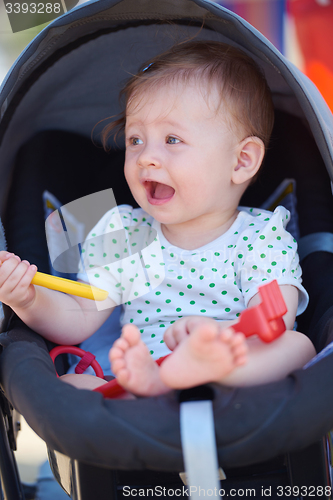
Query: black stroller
1 0 333 498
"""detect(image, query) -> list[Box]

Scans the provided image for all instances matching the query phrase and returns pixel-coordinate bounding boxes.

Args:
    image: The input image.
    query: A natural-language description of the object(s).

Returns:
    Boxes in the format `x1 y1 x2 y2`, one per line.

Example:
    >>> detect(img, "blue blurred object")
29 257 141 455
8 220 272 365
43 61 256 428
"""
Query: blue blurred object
216 0 286 53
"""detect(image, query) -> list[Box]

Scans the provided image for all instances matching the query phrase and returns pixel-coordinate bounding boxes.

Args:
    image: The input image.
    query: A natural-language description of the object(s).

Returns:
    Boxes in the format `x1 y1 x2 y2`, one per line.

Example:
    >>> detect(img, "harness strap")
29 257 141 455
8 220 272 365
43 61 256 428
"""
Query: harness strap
180 400 221 498
75 351 96 374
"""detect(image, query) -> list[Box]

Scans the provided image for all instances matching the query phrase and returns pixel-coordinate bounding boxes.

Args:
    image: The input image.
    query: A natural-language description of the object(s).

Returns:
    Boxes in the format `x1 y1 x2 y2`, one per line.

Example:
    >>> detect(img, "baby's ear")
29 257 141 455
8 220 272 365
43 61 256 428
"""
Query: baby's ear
232 137 265 185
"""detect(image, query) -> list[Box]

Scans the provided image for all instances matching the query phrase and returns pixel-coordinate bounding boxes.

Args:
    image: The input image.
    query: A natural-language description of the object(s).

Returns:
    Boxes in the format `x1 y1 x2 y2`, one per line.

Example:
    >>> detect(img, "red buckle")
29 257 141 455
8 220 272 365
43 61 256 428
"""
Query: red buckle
49 346 104 379
75 351 96 374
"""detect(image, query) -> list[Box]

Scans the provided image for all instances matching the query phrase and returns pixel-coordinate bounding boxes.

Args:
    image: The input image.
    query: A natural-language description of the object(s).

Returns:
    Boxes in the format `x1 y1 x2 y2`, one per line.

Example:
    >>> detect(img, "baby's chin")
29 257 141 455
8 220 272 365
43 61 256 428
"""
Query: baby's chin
141 207 181 227
131 191 195 228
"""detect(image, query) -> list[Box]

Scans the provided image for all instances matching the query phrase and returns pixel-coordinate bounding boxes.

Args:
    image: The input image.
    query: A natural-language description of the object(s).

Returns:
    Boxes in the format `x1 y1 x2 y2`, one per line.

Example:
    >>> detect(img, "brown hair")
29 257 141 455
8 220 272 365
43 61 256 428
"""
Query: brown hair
101 40 274 151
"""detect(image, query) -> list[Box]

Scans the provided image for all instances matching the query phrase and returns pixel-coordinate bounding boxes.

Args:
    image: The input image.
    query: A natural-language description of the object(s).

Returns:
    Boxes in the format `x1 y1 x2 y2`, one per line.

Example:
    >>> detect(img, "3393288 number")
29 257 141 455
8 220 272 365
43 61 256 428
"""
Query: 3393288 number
277 485 332 496
5 2 62 14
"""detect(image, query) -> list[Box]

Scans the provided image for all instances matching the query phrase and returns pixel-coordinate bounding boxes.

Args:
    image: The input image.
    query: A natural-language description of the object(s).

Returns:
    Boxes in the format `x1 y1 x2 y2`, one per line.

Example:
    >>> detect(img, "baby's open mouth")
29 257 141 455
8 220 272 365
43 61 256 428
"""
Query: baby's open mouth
144 181 175 201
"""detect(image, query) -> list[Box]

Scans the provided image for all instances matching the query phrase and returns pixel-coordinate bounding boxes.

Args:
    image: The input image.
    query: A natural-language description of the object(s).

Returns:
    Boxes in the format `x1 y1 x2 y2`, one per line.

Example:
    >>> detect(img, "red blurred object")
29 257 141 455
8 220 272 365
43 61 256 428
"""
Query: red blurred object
231 280 287 342
288 0 333 111
219 1 286 53
49 345 104 378
50 280 287 398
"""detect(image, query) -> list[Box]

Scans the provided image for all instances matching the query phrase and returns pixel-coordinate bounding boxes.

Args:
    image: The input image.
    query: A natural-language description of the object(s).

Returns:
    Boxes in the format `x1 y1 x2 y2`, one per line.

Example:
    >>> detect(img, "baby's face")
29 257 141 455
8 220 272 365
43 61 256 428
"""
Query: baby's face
124 80 242 230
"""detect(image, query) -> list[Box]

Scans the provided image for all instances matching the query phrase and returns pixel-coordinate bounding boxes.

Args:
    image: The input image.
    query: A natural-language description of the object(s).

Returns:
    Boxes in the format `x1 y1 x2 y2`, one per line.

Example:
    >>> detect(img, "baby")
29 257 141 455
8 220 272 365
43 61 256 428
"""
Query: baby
0 41 316 396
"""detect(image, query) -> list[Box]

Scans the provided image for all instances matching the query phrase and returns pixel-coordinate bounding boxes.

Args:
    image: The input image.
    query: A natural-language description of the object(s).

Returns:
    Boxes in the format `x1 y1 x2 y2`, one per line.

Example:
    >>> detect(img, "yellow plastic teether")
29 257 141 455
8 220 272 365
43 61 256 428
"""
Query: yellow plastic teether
32 272 108 301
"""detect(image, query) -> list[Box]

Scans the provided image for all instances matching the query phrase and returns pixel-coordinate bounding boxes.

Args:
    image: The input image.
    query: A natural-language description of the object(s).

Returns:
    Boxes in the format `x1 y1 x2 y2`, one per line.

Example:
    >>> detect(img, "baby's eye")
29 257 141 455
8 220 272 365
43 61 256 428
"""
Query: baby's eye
128 137 143 146
166 136 181 145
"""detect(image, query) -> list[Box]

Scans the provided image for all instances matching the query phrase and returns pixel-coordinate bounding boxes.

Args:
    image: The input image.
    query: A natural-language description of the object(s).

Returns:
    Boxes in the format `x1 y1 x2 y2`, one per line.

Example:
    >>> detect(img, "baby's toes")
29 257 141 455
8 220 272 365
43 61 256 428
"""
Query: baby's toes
110 356 126 375
233 335 248 364
235 351 247 366
219 327 234 344
113 337 130 352
228 331 245 348
121 323 141 346
109 343 128 365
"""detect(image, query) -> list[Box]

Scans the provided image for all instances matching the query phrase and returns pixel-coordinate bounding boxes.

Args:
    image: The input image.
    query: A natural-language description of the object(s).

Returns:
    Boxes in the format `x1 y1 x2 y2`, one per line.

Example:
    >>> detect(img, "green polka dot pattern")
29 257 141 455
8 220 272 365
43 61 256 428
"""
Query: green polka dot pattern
78 205 308 360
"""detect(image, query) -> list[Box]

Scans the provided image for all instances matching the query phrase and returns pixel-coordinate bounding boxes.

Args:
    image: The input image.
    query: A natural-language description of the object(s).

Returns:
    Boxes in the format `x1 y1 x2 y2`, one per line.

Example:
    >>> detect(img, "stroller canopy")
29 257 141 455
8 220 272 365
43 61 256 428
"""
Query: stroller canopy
1 0 333 212
1 0 333 471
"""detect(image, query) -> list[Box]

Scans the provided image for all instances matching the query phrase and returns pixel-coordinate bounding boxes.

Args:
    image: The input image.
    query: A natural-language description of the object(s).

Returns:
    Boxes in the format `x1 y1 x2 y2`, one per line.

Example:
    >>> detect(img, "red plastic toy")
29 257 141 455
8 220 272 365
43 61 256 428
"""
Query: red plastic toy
49 346 105 379
50 279 287 399
231 279 287 342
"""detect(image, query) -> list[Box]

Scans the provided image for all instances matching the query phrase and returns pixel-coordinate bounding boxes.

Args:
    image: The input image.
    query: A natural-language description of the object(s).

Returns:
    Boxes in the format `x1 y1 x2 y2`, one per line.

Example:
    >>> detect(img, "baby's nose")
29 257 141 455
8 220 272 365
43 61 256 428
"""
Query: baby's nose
137 144 162 169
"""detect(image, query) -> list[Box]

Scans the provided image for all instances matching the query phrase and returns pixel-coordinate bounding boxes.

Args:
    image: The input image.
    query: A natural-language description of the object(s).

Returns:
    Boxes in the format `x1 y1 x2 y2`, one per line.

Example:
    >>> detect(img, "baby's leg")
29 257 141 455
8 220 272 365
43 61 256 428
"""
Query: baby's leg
217 329 316 387
109 324 170 396
61 373 108 390
61 373 135 399
159 320 248 389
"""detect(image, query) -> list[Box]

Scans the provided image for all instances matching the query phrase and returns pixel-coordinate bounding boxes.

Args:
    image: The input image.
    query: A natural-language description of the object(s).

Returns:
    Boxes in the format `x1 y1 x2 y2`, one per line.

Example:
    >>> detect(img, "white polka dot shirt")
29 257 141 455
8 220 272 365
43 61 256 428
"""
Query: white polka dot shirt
78 205 308 359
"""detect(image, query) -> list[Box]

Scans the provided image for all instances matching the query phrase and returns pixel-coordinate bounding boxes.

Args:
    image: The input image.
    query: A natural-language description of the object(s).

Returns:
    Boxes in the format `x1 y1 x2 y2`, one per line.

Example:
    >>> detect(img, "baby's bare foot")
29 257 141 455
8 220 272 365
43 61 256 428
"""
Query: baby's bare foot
109 324 170 396
159 323 248 389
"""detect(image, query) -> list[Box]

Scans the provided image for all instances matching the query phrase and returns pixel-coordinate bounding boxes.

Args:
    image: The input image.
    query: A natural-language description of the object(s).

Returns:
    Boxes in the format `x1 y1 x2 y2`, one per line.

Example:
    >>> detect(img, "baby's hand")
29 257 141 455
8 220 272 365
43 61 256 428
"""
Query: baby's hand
0 251 38 310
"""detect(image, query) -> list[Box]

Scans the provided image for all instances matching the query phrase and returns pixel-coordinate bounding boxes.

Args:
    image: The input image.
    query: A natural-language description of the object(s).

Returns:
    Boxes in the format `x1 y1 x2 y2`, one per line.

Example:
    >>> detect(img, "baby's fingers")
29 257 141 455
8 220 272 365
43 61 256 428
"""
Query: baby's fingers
0 251 14 265
165 317 194 345
16 261 38 290
0 257 37 306
163 326 179 351
0 255 22 287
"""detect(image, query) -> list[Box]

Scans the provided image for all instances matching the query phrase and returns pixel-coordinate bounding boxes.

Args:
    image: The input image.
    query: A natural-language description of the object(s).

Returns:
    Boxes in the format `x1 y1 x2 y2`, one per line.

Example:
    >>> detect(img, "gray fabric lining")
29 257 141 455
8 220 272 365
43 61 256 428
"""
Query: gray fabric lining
299 232 333 261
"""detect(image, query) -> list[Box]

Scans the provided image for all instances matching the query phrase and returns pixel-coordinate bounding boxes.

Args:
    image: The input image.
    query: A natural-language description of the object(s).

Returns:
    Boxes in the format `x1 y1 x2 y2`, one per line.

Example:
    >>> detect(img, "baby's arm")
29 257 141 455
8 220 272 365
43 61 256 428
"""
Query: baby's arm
247 284 298 330
220 284 315 386
0 251 115 345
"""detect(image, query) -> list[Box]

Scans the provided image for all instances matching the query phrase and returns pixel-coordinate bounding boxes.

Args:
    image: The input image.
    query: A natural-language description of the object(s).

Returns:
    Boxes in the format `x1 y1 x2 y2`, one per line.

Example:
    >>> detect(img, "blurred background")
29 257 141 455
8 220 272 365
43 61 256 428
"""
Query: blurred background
0 0 288 82
0 0 320 85
0 0 332 486
0 0 301 89
2 0 333 111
